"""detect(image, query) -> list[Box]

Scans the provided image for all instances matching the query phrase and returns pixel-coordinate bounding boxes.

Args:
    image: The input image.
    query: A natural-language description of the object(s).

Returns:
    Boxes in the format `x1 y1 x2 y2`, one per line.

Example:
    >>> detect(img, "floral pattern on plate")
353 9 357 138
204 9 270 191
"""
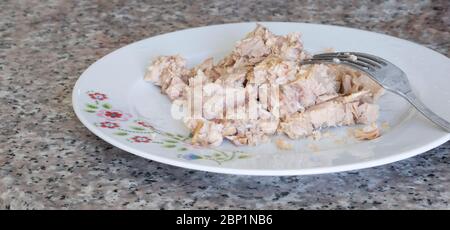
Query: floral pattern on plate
83 91 251 164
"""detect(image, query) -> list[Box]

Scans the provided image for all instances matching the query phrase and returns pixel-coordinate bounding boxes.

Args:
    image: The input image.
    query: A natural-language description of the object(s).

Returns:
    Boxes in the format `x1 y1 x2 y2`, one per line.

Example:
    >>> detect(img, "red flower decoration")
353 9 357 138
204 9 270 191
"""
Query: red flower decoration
131 136 152 143
137 121 153 128
100 122 119 129
89 92 108 101
104 111 123 119
97 110 132 121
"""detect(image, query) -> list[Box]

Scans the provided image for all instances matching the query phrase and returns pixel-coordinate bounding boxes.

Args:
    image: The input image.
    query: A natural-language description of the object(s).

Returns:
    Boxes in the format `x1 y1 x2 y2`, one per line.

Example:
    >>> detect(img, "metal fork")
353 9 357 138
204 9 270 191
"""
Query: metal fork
302 52 450 132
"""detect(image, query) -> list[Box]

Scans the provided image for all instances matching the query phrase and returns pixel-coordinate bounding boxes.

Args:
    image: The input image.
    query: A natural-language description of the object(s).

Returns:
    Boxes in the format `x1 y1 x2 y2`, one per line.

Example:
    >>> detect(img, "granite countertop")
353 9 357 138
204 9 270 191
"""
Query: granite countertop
1 0 449 209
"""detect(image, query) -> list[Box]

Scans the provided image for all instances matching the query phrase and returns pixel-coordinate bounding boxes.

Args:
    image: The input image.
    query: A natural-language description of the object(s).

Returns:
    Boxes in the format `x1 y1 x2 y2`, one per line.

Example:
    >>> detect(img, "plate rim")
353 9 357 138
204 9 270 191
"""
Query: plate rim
72 21 450 176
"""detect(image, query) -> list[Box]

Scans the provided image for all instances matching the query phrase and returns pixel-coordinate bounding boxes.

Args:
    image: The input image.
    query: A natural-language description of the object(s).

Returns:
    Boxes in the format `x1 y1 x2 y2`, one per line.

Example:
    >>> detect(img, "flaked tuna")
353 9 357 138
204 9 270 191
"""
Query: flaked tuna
145 25 383 146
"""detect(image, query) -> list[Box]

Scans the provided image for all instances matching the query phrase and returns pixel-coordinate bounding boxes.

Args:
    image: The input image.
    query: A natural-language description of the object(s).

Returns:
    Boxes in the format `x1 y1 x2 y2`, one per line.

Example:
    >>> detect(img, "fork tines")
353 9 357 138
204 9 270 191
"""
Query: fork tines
304 52 387 71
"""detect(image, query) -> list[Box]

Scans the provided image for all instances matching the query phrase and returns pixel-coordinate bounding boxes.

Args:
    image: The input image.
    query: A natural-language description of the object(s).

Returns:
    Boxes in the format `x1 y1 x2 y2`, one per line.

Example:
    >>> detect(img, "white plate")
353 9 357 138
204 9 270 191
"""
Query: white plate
72 22 450 176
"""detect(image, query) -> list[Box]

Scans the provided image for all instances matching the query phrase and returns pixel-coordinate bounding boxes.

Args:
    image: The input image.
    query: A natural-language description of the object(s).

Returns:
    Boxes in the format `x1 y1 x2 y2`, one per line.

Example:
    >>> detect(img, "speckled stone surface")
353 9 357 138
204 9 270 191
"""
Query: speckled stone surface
1 0 449 209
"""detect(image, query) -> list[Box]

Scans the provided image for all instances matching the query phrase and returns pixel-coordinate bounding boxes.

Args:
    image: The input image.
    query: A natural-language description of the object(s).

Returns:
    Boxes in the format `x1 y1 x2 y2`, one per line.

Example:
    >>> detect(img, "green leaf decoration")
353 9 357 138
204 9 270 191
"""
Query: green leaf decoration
176 134 185 138
163 144 176 148
114 132 128 136
165 132 175 137
164 140 178 143
130 126 145 131
178 147 188 151
85 109 96 113
102 103 112 109
238 154 250 159
86 103 98 109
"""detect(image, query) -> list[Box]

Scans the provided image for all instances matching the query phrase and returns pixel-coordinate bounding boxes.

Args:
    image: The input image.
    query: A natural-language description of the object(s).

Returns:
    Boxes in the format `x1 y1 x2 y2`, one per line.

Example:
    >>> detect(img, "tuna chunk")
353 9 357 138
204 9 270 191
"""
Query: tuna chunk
278 64 339 117
338 66 384 101
251 56 297 85
267 32 307 61
280 91 379 139
184 119 224 147
144 55 190 100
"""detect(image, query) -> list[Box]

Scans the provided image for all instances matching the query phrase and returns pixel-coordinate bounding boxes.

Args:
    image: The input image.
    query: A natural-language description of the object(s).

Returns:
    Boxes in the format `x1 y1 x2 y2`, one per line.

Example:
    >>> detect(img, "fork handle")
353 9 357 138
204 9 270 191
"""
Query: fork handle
403 91 450 132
